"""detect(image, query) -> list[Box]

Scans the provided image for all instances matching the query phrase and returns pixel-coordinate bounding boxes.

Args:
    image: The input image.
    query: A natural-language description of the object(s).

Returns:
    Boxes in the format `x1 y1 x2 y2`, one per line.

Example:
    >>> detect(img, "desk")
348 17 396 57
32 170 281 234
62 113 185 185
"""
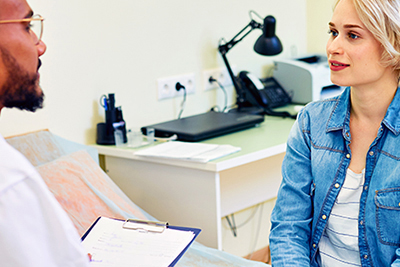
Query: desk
92 115 295 250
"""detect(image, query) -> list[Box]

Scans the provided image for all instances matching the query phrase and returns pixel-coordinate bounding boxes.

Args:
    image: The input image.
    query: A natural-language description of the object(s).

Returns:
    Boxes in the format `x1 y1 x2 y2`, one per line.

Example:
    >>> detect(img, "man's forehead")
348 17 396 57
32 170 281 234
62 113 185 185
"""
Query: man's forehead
0 0 32 19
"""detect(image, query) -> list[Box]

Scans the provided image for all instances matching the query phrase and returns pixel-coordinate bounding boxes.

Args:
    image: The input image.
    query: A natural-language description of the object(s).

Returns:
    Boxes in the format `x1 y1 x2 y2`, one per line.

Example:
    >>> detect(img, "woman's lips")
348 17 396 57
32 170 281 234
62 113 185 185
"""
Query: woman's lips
329 60 350 71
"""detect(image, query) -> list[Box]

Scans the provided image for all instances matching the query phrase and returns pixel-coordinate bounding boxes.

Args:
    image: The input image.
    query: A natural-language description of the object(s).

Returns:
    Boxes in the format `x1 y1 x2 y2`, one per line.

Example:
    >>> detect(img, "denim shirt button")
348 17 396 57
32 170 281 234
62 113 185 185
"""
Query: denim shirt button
360 220 363 225
369 151 374 156
364 255 368 259
346 154 350 159
335 183 340 188
322 215 327 220
313 244 316 248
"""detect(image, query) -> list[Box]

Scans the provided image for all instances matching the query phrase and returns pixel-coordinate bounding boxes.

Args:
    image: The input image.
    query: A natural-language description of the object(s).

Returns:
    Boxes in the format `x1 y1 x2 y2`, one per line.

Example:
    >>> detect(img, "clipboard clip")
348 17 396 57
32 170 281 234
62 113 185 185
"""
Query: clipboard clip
123 219 169 233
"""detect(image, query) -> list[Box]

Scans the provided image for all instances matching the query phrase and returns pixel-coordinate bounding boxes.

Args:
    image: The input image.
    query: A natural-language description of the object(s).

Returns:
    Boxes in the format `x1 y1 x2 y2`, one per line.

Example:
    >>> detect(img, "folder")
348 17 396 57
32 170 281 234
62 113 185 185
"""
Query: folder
81 217 201 267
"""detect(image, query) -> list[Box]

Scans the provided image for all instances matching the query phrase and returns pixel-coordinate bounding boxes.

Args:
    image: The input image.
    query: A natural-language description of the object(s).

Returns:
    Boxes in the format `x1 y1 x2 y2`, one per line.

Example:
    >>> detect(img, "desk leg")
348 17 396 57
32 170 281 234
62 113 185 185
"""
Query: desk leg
104 156 223 249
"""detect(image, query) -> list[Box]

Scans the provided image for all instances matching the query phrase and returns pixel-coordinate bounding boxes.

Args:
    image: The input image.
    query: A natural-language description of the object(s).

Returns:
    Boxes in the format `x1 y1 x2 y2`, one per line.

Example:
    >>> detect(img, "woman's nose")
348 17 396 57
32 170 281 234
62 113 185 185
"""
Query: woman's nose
326 36 343 56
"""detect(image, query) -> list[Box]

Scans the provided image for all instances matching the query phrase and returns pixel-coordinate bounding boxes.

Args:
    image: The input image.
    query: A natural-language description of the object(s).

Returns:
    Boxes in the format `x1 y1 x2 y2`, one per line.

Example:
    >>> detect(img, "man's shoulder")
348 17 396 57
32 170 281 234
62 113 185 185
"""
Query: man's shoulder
0 135 37 191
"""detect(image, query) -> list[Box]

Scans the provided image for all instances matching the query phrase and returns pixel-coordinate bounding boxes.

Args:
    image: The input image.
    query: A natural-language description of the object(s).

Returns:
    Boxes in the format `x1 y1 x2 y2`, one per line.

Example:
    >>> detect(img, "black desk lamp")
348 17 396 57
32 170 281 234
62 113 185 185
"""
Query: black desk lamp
219 12 291 117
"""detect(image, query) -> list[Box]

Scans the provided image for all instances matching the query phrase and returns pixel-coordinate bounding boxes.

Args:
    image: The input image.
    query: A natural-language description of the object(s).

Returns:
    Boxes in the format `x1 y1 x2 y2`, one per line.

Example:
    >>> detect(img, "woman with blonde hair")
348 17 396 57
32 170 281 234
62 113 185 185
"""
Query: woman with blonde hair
269 0 400 265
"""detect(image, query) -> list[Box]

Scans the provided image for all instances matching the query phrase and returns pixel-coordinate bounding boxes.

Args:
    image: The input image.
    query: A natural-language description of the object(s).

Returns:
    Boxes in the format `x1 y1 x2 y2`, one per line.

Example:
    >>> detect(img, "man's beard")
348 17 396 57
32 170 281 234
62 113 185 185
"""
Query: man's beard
0 47 44 112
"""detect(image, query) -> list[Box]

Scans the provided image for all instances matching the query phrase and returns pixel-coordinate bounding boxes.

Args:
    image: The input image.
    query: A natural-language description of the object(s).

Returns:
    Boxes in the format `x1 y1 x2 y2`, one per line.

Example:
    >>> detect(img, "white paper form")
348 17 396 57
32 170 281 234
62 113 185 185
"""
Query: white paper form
134 141 241 162
82 217 195 267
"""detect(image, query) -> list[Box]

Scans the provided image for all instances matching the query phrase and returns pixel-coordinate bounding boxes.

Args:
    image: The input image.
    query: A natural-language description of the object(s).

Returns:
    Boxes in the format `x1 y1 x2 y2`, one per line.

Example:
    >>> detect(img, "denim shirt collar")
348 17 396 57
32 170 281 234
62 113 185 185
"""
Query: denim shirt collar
326 87 351 133
326 86 400 136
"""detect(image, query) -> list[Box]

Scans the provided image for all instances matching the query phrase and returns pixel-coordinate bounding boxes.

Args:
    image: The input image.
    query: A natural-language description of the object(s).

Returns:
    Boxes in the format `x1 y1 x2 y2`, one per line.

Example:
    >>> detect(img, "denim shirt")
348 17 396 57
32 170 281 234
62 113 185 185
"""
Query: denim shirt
270 87 400 266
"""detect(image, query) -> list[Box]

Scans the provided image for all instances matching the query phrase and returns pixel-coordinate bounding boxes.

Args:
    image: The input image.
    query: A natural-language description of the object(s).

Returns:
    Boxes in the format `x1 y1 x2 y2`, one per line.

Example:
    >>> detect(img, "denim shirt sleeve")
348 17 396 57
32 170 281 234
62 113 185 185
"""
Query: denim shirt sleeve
270 108 313 266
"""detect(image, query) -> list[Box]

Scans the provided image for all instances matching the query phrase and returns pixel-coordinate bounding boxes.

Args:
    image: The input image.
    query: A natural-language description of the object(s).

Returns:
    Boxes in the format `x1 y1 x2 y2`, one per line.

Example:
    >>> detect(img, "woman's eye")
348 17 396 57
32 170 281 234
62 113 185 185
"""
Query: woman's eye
328 29 338 37
349 33 359 39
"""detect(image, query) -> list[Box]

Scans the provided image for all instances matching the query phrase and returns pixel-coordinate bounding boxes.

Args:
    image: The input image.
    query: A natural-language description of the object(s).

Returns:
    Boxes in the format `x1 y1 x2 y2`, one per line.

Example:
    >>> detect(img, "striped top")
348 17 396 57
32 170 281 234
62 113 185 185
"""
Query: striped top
317 168 365 266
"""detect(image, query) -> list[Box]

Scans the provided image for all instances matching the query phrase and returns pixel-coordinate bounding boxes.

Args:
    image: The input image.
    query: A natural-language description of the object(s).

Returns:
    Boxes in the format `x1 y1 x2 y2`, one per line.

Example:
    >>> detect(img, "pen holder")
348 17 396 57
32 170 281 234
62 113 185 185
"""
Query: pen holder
96 94 127 145
96 122 115 145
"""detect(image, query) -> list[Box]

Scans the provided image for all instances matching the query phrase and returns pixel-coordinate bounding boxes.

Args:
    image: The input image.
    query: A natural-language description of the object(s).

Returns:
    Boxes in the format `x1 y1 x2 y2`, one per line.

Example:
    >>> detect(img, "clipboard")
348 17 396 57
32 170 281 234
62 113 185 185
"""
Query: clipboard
81 217 201 267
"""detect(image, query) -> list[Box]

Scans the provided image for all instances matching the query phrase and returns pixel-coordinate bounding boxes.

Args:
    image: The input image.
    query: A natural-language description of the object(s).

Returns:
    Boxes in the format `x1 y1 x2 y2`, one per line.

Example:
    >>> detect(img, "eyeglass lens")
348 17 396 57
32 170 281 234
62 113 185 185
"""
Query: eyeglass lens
30 18 42 44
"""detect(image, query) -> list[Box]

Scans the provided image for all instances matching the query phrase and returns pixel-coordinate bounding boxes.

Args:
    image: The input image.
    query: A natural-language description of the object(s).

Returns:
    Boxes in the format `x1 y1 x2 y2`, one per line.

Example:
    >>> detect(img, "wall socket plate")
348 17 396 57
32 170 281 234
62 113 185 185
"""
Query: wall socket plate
203 66 237 91
157 73 196 100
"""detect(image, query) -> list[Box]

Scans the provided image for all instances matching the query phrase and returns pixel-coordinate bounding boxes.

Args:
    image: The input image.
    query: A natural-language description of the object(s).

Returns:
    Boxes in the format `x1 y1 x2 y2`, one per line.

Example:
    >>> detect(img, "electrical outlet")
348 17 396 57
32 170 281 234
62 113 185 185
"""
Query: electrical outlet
203 66 237 91
157 73 196 100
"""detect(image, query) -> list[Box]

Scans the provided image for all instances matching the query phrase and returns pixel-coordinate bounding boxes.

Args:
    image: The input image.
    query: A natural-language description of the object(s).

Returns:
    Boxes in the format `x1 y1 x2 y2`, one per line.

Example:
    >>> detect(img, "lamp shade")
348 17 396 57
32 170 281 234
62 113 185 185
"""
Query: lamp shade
253 15 283 56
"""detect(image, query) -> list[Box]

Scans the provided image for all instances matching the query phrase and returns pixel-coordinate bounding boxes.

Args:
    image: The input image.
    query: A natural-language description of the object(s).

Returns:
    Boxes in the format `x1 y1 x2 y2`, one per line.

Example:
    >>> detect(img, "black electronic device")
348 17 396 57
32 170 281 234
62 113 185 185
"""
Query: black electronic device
238 71 291 109
141 111 264 142
235 71 295 118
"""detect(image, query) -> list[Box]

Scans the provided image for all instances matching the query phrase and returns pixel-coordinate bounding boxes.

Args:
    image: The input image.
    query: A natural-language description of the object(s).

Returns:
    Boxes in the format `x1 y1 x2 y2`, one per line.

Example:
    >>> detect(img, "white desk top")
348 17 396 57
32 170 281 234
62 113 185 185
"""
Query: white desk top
92 115 295 172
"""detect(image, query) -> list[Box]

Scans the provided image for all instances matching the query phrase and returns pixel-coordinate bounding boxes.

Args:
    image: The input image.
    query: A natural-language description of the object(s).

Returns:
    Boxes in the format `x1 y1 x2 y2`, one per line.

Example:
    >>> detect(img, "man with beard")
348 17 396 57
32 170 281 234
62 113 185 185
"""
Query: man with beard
0 0 90 265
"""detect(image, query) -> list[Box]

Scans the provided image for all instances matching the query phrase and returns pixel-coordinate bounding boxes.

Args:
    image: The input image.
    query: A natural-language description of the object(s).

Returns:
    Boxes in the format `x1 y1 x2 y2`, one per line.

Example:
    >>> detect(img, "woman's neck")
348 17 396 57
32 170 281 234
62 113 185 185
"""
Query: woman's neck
350 79 398 123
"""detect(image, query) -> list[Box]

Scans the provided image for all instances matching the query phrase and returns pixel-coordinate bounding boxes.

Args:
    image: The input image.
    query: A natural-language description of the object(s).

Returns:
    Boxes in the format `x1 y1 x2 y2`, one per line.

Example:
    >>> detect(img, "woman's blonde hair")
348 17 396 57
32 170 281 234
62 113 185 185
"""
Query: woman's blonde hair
335 0 400 77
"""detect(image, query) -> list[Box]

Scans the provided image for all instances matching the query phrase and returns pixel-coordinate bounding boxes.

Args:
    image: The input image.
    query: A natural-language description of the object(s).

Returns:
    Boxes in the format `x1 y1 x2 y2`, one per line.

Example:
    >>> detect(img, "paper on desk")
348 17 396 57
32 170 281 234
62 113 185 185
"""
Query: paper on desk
134 141 241 162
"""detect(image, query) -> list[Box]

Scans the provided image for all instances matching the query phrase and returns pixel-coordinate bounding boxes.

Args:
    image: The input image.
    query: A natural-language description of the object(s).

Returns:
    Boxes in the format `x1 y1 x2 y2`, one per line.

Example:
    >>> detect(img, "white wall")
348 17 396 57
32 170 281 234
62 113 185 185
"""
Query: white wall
306 0 335 54
0 0 307 144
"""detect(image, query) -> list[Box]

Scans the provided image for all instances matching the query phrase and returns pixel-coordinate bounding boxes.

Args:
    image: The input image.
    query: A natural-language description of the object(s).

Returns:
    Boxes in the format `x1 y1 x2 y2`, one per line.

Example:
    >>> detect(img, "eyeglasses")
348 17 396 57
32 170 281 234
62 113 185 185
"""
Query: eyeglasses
0 14 44 45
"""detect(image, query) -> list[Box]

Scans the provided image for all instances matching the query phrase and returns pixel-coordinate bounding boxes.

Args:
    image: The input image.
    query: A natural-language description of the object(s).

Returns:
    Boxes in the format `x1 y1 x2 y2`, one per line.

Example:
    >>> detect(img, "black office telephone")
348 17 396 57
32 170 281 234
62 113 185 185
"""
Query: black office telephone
238 71 291 108
236 71 295 118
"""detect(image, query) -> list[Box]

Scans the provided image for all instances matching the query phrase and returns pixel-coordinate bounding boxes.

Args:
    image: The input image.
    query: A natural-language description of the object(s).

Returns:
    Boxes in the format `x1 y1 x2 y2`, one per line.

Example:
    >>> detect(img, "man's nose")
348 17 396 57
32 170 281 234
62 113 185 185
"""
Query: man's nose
37 40 47 57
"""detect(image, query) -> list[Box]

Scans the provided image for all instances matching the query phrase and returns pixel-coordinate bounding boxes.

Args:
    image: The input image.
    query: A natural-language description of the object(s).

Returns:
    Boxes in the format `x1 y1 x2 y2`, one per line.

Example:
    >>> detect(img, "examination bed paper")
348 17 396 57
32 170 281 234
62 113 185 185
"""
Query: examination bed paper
134 141 241 162
82 217 196 267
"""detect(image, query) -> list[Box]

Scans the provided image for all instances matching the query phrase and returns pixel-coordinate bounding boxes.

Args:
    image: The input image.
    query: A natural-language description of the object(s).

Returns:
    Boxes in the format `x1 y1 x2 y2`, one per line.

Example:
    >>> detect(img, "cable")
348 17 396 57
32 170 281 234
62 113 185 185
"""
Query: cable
222 204 260 235
263 107 298 119
218 81 228 112
225 214 237 237
209 76 228 112
222 203 266 260
176 82 186 119
153 134 178 142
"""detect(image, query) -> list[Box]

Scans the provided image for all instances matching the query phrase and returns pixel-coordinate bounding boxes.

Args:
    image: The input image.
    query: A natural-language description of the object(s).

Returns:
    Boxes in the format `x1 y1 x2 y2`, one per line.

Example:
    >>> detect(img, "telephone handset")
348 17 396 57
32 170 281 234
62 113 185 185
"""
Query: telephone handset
237 71 295 118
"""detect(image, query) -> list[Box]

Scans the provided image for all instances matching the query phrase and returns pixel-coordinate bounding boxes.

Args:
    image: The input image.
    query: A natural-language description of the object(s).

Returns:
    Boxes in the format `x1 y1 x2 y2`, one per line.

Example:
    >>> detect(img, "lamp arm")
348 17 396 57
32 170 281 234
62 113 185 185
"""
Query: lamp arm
218 19 262 110
219 51 245 109
218 20 261 55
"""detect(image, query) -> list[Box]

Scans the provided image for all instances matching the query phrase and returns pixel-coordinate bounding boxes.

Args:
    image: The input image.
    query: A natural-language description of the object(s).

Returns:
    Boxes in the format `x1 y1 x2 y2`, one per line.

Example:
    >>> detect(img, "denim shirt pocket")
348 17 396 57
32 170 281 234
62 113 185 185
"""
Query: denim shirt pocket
375 188 400 246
